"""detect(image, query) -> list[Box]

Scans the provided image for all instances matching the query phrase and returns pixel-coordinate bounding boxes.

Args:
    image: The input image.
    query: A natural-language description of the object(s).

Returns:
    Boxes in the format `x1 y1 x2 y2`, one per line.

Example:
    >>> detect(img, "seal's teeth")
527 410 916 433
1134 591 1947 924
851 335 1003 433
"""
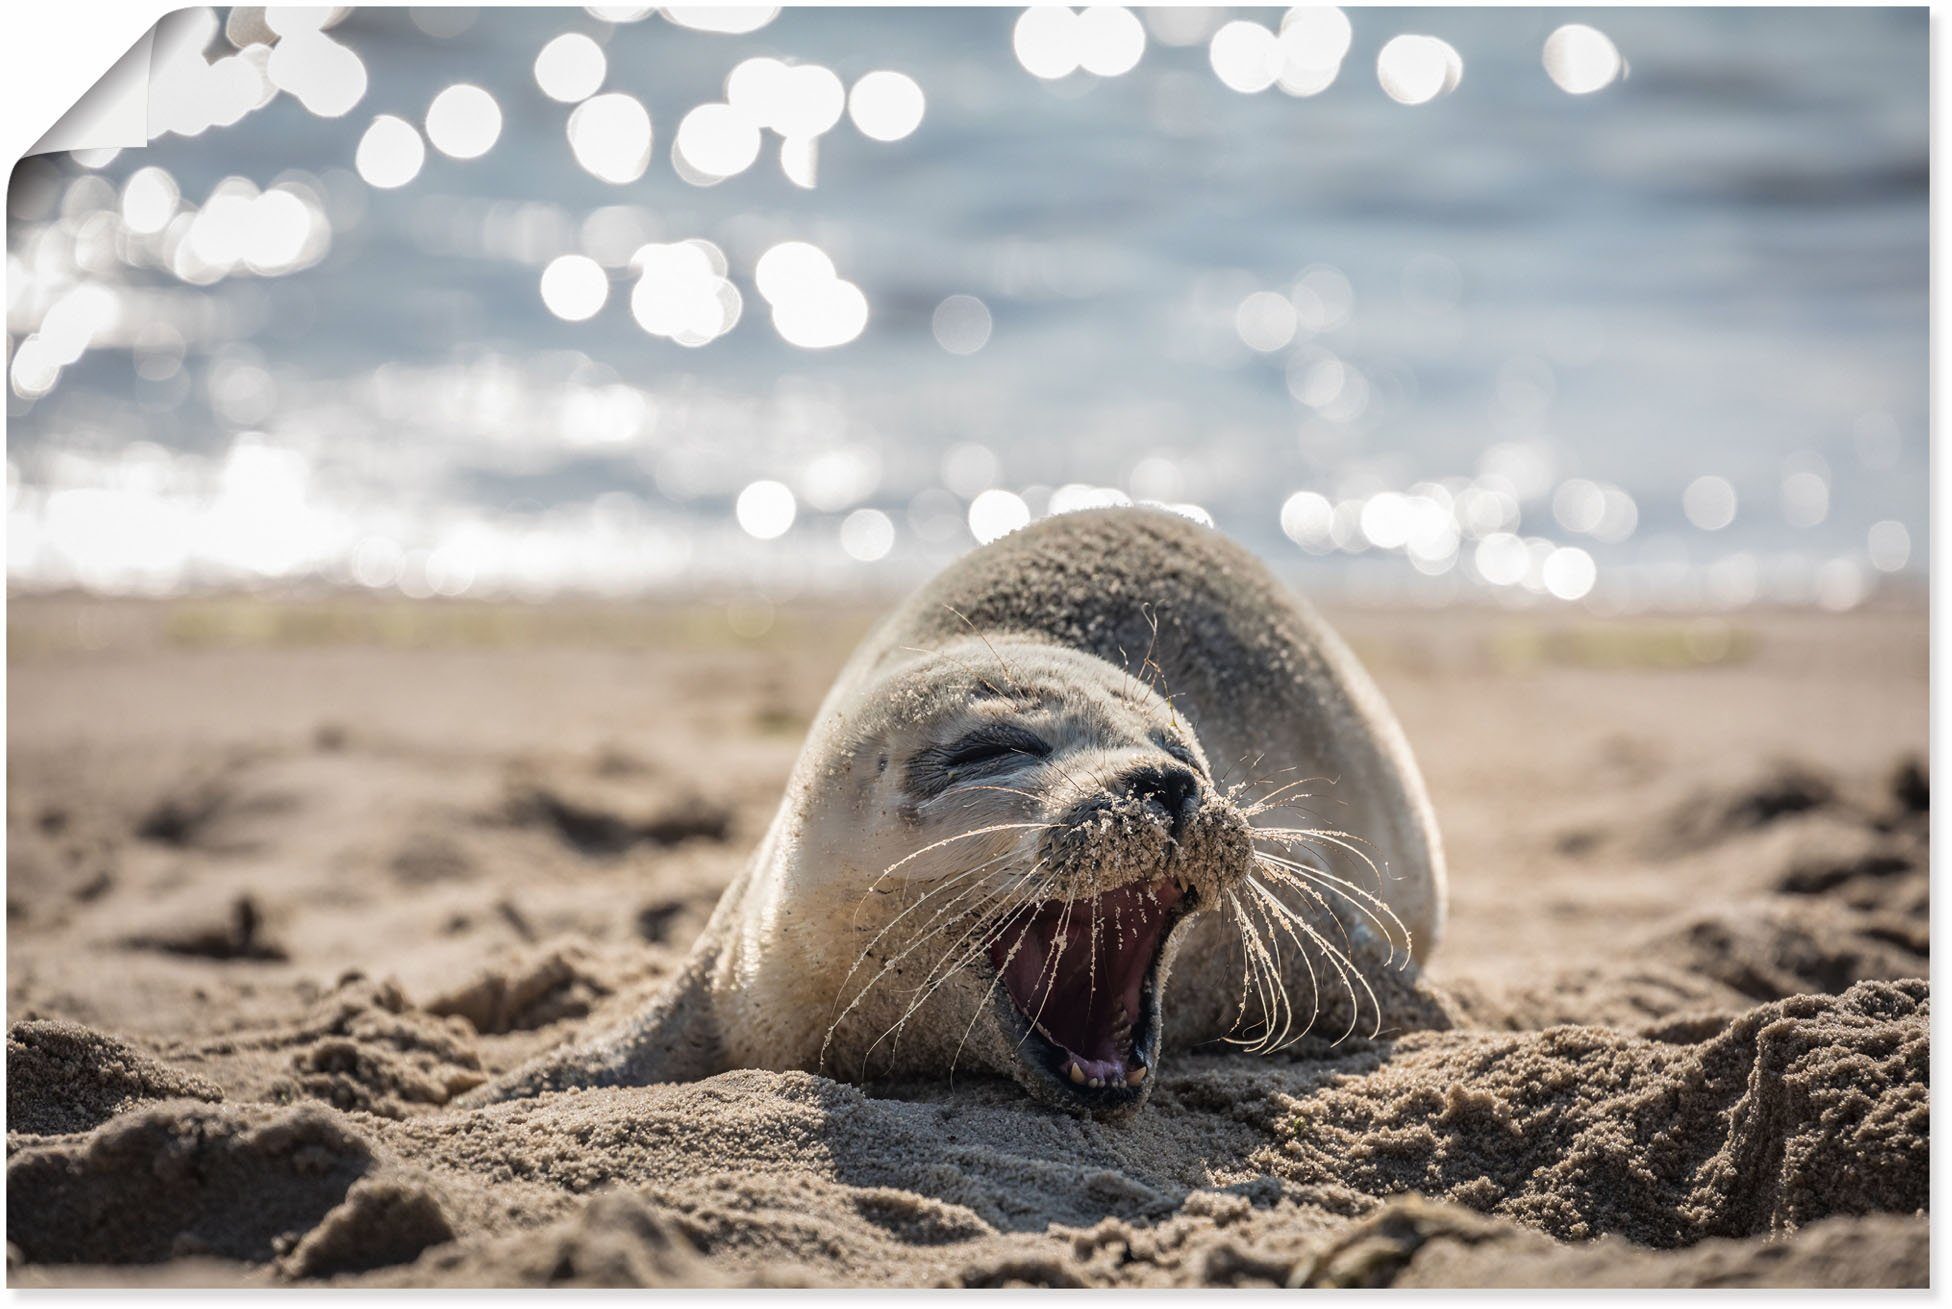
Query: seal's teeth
1126 1065 1149 1086
1089 1077 1104 1088
1067 1061 1086 1085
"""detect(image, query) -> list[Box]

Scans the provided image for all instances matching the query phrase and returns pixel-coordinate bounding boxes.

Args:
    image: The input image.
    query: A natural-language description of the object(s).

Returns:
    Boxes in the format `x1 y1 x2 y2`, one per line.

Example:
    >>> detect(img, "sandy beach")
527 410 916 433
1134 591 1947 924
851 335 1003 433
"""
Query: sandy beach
5 593 1928 1287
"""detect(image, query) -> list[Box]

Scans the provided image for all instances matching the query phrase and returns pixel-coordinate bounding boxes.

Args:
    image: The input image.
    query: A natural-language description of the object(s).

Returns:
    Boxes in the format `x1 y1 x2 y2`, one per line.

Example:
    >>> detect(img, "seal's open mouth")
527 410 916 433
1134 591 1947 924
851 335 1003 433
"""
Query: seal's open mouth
988 878 1189 1104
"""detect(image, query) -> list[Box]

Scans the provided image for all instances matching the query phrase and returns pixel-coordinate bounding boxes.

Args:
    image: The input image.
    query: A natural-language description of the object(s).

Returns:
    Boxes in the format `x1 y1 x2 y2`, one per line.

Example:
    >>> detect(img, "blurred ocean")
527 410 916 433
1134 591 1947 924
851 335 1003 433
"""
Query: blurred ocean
4 6 1929 611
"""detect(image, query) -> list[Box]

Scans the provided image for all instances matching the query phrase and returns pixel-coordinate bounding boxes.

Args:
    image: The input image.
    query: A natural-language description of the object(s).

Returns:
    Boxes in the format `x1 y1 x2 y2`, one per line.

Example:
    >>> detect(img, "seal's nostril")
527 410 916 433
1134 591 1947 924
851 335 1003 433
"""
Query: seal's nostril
1129 766 1199 837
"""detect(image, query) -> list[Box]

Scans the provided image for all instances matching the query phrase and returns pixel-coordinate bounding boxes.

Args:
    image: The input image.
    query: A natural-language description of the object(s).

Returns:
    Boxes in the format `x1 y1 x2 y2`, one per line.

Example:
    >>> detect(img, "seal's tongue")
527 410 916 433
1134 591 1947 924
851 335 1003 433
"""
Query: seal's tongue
989 879 1183 1087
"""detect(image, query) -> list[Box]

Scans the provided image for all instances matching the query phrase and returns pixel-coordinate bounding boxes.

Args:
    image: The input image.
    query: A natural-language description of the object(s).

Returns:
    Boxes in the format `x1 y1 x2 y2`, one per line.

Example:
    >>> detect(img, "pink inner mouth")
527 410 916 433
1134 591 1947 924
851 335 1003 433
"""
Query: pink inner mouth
988 879 1184 1088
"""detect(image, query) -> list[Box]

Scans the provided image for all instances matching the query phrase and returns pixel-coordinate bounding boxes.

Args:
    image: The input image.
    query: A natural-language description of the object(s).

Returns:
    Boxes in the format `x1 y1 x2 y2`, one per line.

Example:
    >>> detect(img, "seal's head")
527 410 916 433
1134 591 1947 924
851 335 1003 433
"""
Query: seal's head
807 635 1253 1116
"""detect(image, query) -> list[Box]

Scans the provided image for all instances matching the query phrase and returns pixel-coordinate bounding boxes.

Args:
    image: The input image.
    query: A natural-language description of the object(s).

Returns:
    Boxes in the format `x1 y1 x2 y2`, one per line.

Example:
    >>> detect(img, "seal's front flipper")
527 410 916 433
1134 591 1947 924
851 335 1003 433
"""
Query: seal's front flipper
453 950 724 1107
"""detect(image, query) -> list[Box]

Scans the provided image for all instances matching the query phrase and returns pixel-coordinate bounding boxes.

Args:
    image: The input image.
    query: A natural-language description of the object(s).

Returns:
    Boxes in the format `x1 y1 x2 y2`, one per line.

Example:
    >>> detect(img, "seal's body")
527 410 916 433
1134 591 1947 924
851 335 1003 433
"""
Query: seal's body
472 508 1446 1116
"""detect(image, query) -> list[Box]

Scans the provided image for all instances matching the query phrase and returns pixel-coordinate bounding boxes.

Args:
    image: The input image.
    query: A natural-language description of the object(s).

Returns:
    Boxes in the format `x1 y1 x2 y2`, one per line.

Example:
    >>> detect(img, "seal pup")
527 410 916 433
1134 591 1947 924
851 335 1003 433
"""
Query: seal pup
466 507 1446 1117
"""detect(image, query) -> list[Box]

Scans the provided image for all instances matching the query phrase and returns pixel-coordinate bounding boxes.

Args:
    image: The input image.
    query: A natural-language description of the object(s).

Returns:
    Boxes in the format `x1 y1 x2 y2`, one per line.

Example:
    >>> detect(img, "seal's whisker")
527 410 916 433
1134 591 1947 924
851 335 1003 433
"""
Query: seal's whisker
1221 891 1257 1040
868 821 1056 891
1223 891 1280 1048
1246 874 1384 1045
936 782 1050 805
1221 890 1291 1051
889 879 1046 1038
1249 824 1389 889
865 860 1052 1070
1237 887 1298 1052
1239 875 1329 1052
1256 861 1364 985
1238 773 1336 815
1213 747 1271 793
854 866 1046 1069
1252 848 1411 966
825 848 1029 1067
945 887 1054 1085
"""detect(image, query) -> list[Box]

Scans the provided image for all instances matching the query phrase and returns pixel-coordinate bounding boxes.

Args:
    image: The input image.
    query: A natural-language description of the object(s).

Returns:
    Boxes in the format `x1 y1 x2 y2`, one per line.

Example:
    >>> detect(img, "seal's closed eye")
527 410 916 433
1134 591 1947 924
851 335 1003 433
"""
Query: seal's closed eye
906 724 1051 800
941 724 1051 769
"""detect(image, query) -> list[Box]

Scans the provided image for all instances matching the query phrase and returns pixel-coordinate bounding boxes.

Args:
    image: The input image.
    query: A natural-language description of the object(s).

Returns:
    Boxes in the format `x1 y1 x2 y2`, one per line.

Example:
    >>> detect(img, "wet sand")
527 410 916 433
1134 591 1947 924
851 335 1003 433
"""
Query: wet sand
5 595 1928 1287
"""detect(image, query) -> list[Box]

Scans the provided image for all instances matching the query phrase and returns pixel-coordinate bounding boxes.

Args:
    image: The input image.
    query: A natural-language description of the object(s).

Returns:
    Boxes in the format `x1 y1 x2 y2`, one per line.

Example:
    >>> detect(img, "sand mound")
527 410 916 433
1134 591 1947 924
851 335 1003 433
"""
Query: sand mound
1268 980 1926 1245
424 947 611 1035
1299 1197 1928 1289
7 1103 374 1264
7 1021 223 1136
284 1174 458 1278
170 978 487 1117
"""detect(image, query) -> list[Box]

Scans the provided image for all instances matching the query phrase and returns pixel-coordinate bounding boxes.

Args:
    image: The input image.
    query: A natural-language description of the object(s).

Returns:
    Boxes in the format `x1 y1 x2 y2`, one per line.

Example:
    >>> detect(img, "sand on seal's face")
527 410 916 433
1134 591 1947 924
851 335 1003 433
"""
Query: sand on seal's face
3 597 1928 1287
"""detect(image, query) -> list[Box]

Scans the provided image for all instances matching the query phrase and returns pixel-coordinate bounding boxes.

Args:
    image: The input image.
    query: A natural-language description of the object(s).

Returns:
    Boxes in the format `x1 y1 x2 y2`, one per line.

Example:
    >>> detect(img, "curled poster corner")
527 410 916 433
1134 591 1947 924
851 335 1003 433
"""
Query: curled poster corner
26 8 229 158
28 25 154 157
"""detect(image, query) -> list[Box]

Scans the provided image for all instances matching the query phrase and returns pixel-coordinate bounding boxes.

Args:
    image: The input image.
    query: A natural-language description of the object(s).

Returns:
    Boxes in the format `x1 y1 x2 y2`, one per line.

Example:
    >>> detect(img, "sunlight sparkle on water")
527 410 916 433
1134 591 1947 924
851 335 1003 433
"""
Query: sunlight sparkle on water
1683 475 1737 532
663 7 778 35
356 116 426 188
120 167 180 235
1209 21 1283 94
848 71 926 142
539 254 610 321
675 103 763 181
736 479 797 539
756 242 867 349
932 295 992 355
969 488 1031 544
630 241 740 345
535 33 607 102
426 84 503 159
1543 24 1623 95
1868 521 1911 572
569 93 654 184
840 508 895 562
1015 7 1084 80
1276 6 1350 95
1377 35 1463 105
1075 7 1146 78
1542 546 1597 601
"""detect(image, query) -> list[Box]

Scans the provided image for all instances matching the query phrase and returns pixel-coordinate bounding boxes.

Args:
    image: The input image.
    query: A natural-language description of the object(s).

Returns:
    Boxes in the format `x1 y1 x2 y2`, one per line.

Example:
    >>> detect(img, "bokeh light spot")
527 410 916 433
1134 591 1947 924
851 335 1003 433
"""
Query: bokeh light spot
1076 6 1146 77
536 32 607 102
1543 23 1622 95
848 70 927 141
1377 34 1463 105
1542 546 1597 601
121 167 180 234
1210 20 1282 94
1682 475 1737 531
355 115 426 189
569 93 654 184
1015 7 1083 80
675 103 762 180
932 295 993 355
969 488 1031 543
736 479 797 539
840 508 895 562
1868 521 1911 572
540 254 610 321
426 84 502 159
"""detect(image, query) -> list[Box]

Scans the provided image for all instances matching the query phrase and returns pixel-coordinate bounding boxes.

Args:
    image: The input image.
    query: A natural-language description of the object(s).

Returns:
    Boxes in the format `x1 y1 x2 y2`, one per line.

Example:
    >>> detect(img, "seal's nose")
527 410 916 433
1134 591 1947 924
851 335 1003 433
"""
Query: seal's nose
1127 765 1199 837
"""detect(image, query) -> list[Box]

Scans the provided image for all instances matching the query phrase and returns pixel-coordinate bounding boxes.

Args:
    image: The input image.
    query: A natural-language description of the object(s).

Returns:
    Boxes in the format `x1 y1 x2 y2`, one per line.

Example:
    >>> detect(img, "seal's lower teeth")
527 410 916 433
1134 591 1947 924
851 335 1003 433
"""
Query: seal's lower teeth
1126 1065 1148 1085
1067 1061 1085 1085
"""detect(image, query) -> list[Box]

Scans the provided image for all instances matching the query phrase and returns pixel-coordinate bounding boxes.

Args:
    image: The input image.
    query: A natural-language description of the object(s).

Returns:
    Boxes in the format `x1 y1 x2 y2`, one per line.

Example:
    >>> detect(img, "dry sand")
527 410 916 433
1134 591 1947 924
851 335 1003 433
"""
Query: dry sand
5 595 1929 1287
